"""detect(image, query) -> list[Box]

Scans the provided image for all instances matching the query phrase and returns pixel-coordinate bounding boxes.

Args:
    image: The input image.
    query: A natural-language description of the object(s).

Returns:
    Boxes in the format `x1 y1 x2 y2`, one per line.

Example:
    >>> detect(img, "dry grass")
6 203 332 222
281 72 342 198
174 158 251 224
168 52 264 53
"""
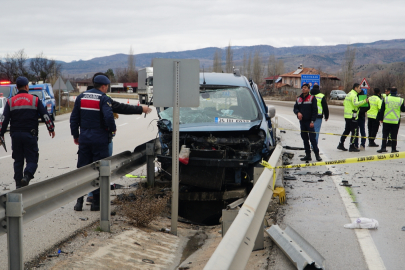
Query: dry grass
114 186 171 227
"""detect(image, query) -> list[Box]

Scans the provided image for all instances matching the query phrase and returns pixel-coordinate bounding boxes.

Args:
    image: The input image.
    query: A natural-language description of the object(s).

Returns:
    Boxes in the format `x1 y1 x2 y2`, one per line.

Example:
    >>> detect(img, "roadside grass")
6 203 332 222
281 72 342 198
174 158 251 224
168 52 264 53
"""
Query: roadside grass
345 186 356 202
114 186 171 227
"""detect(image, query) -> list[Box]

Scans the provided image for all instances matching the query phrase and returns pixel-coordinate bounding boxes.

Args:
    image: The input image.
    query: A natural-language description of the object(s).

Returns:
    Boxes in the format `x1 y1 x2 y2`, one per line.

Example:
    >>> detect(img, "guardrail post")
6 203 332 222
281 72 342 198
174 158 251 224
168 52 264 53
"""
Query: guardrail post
146 143 155 188
99 160 111 232
7 193 23 270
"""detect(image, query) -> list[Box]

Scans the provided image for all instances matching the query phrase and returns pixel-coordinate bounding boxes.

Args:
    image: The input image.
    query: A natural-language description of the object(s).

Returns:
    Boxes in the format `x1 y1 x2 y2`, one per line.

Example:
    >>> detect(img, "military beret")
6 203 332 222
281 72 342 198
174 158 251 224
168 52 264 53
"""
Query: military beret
94 75 110 85
312 85 319 90
16 76 29 86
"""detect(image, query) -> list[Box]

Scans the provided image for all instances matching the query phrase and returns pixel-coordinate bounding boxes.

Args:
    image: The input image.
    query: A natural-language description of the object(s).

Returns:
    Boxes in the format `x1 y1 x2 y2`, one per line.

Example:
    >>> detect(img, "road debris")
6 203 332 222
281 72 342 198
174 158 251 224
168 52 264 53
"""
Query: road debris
402 226 405 231
344 218 379 229
340 180 352 187
142 259 155 264
284 175 297 180
79 217 88 221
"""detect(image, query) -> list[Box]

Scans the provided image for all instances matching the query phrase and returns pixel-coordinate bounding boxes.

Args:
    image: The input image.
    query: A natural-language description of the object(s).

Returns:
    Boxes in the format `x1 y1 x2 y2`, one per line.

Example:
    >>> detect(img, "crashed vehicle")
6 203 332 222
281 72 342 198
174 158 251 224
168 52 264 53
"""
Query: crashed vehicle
156 71 276 224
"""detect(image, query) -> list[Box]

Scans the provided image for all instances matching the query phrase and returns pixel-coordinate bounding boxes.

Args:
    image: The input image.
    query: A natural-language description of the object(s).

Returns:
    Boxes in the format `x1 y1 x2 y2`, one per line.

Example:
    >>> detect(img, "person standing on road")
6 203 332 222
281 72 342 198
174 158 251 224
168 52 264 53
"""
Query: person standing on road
354 89 369 150
381 88 393 146
367 88 382 147
84 72 152 205
310 85 329 146
70 75 116 211
377 87 405 153
293 84 322 162
337 83 368 152
0 76 55 189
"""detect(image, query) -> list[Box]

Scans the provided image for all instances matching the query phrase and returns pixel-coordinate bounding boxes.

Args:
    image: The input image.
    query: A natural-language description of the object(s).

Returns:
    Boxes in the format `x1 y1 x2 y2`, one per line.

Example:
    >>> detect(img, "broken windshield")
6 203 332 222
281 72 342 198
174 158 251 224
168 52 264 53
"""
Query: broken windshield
159 87 259 124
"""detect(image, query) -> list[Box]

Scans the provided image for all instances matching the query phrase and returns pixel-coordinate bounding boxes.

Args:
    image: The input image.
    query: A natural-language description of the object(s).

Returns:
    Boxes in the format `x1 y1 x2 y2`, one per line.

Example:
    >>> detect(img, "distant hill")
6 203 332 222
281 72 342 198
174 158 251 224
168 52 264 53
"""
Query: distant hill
59 39 405 77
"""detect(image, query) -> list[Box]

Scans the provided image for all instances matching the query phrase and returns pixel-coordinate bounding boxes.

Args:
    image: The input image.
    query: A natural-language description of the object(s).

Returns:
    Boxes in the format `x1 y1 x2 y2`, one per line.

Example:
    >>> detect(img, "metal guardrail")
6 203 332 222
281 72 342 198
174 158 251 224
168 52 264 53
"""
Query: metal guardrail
204 144 283 270
0 138 158 270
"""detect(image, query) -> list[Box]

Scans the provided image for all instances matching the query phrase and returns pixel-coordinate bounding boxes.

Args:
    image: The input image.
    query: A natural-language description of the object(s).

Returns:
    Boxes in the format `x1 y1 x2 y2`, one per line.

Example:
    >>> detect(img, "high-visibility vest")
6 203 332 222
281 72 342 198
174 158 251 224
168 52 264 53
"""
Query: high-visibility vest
314 93 324 115
343 90 367 119
367 95 382 119
383 96 403 124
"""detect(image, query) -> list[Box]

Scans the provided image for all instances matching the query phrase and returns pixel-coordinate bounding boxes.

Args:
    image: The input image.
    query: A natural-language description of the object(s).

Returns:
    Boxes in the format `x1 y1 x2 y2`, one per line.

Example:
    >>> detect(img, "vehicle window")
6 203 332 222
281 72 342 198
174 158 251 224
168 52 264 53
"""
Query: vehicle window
337 90 346 94
159 87 259 124
0 86 11 97
147 77 153 86
29 90 43 99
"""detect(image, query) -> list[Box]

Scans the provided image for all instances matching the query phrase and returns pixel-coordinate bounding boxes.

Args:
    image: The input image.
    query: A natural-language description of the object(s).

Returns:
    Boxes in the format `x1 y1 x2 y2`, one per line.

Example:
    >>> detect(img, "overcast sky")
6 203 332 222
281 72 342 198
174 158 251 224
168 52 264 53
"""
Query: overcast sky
1 0 404 62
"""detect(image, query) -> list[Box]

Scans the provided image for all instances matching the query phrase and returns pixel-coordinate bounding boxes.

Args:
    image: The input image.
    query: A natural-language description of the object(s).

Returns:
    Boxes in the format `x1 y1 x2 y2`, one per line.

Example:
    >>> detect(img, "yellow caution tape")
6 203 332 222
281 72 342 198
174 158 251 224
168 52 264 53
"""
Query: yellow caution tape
262 151 404 171
278 127 403 141
125 174 146 178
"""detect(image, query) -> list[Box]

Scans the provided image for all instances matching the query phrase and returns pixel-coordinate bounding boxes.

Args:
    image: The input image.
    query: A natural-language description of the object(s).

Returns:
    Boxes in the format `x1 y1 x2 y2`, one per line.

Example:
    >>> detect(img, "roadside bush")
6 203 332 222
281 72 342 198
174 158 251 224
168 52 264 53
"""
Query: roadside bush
115 186 171 227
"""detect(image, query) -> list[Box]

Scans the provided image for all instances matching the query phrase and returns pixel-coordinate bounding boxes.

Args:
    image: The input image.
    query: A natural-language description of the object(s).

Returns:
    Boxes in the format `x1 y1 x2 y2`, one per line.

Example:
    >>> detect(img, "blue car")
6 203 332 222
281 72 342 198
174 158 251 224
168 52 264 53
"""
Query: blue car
29 83 56 121
157 71 276 191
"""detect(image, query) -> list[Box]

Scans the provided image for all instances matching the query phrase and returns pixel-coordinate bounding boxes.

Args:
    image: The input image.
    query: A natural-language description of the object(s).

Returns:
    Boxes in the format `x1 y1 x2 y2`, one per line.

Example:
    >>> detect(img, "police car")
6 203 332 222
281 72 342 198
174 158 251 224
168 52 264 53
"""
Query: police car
29 83 56 121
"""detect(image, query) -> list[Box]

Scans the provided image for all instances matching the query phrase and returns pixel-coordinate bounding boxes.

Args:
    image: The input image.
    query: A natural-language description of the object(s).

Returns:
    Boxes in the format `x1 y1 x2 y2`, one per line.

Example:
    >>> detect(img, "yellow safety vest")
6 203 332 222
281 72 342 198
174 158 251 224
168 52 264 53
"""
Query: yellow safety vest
343 90 367 119
367 95 382 119
383 96 403 124
314 93 324 115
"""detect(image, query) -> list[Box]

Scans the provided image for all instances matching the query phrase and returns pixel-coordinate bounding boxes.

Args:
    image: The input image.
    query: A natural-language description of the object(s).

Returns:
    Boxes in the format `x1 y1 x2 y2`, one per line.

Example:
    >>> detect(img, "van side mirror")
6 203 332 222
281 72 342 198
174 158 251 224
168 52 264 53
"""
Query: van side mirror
45 95 51 100
267 105 276 118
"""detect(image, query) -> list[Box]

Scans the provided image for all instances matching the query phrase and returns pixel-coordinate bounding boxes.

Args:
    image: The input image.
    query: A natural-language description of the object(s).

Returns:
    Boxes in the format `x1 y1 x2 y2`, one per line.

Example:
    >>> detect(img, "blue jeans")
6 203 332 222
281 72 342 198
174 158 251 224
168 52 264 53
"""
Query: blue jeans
354 117 366 147
311 118 322 148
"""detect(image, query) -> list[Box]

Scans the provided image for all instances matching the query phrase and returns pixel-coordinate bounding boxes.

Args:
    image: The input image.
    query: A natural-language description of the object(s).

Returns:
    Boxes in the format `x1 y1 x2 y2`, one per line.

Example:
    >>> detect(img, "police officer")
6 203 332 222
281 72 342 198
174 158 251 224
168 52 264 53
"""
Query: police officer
293 84 322 161
377 87 405 153
70 75 116 211
0 76 55 189
367 88 382 147
381 88 392 146
85 72 152 205
337 83 368 152
310 85 329 145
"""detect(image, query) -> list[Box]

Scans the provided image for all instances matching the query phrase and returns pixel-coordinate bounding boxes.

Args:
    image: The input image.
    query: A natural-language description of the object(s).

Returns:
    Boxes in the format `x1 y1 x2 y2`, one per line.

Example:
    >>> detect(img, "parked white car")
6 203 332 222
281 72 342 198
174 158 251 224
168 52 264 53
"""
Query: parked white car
330 90 347 100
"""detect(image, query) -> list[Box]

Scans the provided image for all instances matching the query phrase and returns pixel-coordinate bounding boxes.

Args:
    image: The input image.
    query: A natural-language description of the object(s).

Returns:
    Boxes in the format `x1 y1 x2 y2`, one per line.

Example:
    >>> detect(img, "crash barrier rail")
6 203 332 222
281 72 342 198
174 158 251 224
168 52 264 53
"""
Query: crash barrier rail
204 144 284 270
278 127 405 141
0 138 158 270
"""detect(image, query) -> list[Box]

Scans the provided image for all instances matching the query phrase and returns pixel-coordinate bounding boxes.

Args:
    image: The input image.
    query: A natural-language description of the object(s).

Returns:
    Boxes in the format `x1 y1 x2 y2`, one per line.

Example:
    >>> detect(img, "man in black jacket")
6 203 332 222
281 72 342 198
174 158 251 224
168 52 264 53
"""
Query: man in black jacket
293 84 322 161
354 90 369 150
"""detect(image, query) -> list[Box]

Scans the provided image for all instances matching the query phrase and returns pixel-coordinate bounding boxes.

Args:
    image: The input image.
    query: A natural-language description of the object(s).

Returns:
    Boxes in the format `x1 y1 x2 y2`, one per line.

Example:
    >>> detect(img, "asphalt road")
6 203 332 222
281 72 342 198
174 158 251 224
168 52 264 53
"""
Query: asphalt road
0 98 158 268
266 100 405 270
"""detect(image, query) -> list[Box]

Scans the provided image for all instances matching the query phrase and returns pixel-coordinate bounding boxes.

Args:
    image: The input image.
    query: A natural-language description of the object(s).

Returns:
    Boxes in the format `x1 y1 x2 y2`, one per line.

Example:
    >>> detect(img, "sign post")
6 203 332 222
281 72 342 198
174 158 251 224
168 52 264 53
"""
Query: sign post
154 59 200 236
360 78 370 95
301 74 320 90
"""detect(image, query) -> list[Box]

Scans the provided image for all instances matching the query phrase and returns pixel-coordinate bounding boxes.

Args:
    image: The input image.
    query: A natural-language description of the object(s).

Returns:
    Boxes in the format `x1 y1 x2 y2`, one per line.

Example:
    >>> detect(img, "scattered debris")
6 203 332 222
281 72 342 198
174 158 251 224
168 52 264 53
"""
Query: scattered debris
303 180 317 183
160 228 171 233
49 166 54 168
129 182 139 188
344 218 379 229
283 146 305 150
340 180 352 187
387 186 404 189
142 259 155 264
134 242 141 246
280 130 286 133
284 175 297 180
402 226 405 231
79 217 88 221
318 179 324 182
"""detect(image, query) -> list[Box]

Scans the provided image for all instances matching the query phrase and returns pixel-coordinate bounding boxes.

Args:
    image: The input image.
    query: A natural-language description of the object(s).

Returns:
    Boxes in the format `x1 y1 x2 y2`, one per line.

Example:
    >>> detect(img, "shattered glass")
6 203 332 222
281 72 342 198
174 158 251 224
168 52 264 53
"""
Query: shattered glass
159 87 259 124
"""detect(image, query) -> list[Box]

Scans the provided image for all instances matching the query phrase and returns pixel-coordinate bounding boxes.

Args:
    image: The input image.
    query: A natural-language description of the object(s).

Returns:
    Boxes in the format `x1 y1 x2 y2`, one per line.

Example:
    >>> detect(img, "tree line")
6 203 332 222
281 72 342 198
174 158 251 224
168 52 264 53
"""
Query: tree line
0 49 62 84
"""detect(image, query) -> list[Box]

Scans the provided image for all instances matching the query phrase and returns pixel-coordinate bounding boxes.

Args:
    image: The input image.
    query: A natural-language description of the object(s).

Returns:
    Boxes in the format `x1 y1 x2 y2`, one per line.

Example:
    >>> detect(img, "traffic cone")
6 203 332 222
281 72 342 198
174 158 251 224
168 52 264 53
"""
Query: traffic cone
137 101 139 106
127 99 129 104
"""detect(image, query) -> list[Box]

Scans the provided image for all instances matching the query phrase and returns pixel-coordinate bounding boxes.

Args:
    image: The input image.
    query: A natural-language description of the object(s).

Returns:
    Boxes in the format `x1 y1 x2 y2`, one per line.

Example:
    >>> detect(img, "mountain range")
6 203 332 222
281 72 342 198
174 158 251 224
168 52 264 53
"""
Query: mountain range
59 39 405 78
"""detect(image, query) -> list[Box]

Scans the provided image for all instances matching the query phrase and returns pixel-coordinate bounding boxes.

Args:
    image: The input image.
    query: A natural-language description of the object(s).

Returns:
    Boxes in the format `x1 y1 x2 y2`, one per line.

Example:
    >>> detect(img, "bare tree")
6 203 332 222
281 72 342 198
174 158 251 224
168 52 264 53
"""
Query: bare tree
252 50 263 84
225 42 233 73
242 50 247 76
0 53 17 81
30 52 62 82
213 49 222 72
115 67 129 83
247 51 252 79
341 45 356 91
128 46 137 82
14 49 30 78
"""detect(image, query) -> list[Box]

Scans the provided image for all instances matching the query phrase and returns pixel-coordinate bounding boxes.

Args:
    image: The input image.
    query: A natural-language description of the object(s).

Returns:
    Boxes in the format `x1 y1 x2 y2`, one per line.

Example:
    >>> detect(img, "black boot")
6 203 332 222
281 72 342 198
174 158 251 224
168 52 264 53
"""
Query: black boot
337 143 348 151
349 145 360 152
21 173 33 187
315 153 322 161
15 180 22 189
392 149 399 153
368 142 379 147
300 153 312 161
74 197 84 211
377 148 387 153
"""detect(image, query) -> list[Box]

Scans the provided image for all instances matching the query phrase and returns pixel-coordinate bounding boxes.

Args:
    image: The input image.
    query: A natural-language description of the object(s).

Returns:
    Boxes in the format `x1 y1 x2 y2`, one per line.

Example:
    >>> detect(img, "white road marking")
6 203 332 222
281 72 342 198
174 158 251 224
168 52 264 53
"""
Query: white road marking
278 114 386 270
118 123 128 127
0 155 11 160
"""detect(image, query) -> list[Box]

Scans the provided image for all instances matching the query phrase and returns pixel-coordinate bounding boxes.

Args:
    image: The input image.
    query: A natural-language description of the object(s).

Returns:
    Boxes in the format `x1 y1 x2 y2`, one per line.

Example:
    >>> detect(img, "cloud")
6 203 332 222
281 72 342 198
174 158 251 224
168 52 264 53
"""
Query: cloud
0 0 404 62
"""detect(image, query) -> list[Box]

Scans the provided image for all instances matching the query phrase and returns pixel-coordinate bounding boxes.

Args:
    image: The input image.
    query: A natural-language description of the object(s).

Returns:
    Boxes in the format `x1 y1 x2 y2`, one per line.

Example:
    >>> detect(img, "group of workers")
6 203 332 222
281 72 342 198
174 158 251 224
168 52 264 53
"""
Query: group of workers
294 82 404 161
0 74 152 211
